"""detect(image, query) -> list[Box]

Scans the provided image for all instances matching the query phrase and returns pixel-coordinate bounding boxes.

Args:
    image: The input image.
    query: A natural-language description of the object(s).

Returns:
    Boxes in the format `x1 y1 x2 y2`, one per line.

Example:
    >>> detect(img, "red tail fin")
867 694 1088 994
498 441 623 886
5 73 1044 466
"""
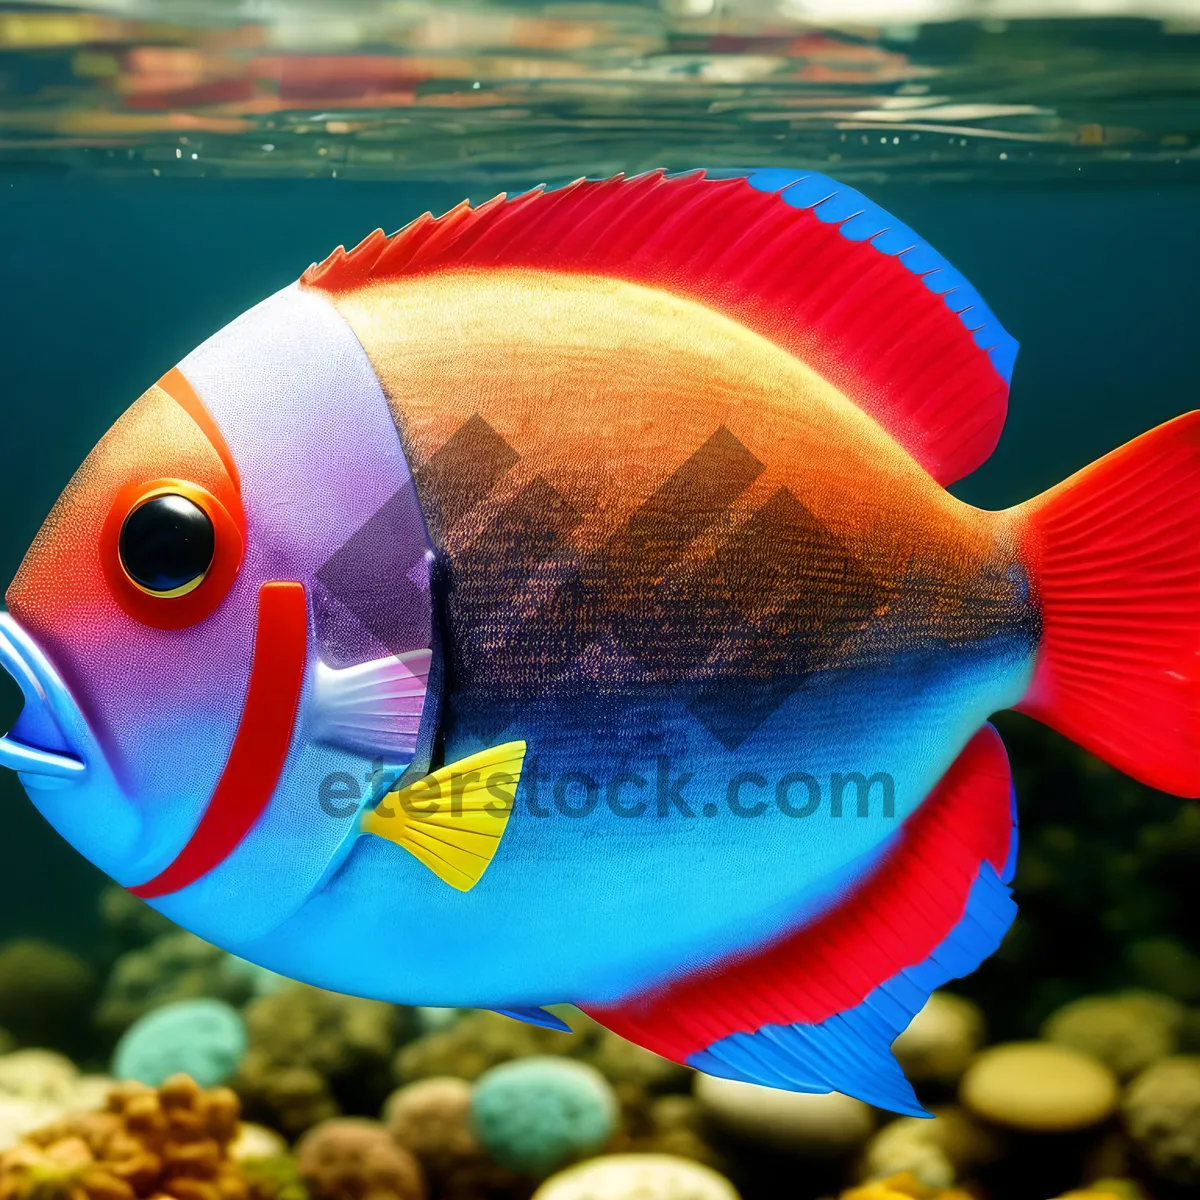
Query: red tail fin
1015 412 1200 797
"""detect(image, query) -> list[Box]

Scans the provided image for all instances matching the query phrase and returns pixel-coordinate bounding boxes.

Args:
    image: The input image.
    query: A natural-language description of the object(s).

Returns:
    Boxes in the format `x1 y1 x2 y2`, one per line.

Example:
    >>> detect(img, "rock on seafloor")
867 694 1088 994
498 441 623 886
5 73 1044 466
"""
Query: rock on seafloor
113 997 247 1088
384 1077 484 1180
858 1108 1001 1189
1120 1055 1200 1185
1042 992 1184 1080
296 1117 426 1200
470 1057 619 1174
959 1042 1119 1132
532 1154 740 1200
892 993 987 1085
695 1074 875 1155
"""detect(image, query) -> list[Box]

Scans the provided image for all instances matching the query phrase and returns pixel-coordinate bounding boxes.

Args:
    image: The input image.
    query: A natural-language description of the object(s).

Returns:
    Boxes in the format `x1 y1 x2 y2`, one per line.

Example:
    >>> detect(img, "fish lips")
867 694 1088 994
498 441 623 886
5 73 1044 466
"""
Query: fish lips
0 612 87 788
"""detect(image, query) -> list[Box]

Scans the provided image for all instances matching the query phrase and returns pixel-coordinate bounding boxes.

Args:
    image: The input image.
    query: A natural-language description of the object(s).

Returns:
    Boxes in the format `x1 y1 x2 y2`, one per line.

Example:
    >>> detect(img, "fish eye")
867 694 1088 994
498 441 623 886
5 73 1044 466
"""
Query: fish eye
118 493 216 597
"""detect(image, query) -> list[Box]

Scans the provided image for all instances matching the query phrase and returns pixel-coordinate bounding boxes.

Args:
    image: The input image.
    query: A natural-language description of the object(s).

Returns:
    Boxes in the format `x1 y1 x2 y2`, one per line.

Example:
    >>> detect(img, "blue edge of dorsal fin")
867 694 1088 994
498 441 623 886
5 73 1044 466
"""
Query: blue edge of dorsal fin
696 167 1017 388
521 166 1016 388
688 782 1019 1117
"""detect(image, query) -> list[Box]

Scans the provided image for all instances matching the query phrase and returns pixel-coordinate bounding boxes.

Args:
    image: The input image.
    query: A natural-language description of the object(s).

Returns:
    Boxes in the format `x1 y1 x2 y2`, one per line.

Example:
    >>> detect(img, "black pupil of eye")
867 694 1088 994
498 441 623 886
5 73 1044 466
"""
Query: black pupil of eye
119 494 215 594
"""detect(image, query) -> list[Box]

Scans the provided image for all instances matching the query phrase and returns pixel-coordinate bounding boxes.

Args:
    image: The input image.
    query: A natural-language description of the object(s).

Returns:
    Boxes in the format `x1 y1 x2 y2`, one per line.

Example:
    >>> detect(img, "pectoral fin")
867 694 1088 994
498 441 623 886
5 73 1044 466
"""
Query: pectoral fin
360 741 526 892
310 649 431 760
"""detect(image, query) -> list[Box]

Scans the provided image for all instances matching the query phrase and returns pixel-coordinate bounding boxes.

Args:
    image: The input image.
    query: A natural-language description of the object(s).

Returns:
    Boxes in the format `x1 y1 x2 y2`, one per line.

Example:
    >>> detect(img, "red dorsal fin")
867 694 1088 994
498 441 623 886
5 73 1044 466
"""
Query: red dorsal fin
302 170 1016 485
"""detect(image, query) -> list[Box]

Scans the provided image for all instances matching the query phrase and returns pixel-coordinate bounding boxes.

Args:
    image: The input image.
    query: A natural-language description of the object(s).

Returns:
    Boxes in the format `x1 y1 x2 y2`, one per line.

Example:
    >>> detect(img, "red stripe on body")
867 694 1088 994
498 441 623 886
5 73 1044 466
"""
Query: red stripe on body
130 581 307 899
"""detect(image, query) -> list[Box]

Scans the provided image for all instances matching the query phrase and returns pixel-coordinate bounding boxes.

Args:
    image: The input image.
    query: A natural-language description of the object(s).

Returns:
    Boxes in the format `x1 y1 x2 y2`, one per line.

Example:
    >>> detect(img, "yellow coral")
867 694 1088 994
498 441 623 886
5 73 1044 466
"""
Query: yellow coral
839 1173 973 1200
0 1075 247 1200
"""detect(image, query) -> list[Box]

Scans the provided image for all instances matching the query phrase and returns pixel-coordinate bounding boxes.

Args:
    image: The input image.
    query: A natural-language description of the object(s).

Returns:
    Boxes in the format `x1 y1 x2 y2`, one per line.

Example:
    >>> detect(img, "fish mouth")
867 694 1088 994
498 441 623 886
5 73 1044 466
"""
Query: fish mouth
0 613 87 785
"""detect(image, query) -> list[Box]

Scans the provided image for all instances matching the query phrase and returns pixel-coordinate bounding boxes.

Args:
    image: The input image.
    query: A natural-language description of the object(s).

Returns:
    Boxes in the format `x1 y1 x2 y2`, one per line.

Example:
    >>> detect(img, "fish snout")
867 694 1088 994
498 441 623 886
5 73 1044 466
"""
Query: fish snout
0 612 87 786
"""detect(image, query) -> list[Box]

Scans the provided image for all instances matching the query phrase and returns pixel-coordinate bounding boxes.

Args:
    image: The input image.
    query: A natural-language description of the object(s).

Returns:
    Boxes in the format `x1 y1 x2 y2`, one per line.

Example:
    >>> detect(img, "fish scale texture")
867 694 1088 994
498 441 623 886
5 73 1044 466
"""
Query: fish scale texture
303 168 1014 486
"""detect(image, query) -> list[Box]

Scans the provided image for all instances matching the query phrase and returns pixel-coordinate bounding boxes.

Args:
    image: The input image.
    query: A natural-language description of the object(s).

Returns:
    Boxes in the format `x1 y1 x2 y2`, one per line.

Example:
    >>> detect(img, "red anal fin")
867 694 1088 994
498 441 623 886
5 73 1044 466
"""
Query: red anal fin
130 582 308 899
582 725 1017 1113
301 170 1014 486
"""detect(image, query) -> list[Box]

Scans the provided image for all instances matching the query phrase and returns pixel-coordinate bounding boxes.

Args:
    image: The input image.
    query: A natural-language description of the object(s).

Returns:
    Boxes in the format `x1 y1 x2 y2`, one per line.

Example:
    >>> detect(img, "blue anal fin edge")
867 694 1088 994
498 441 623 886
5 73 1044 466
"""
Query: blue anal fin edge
493 1006 573 1033
688 861 1017 1116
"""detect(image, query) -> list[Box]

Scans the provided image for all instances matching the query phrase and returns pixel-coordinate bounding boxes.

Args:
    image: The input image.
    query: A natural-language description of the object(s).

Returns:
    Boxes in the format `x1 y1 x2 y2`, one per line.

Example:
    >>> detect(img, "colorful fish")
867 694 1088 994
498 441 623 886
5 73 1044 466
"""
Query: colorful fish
3 169 1198 1115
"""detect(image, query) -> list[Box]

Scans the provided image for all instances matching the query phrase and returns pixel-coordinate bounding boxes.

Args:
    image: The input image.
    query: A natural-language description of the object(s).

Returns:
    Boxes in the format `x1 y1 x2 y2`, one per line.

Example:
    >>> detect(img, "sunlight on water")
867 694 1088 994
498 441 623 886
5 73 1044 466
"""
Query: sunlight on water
1 0 1198 182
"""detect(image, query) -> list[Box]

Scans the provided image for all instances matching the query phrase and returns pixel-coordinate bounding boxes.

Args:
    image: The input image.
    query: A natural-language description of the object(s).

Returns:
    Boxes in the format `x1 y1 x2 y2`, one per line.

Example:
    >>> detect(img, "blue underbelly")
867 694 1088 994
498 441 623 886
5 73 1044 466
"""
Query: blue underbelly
234 639 1034 1005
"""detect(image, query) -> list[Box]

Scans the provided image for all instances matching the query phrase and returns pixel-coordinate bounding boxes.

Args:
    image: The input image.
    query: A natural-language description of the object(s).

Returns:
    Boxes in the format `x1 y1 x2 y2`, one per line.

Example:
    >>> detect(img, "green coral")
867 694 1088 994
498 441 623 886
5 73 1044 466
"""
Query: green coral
242 1155 311 1200
95 931 256 1036
234 985 410 1136
1122 1055 1200 1185
0 941 97 1055
97 884 176 952
393 1011 594 1086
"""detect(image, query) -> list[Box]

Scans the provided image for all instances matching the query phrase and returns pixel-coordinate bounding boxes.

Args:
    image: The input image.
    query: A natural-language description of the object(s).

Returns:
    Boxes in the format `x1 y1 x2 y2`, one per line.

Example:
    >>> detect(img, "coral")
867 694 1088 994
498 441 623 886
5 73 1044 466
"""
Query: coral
295 1120 423 1200
0 1074 245 1200
240 1157 308 1200
531 1154 738 1200
231 1067 334 1143
959 1042 1119 1132
583 1032 690 1095
838 1175 972 1200
219 964 286 1002
233 987 407 1137
892 993 987 1085
98 887 176 954
859 1108 1000 1189
411 1011 460 1036
1121 1055 1200 1185
1042 991 1184 1080
382 1078 528 1200
114 1001 247 1090
382 1079 481 1182
242 987 402 1080
0 1057 115 1153
469 1058 618 1175
393 1012 595 1087
1052 1185 1146 1200
96 935 256 1038
0 1055 82 1108
606 1096 724 1171
0 942 98 1054
0 1101 67 1156
228 1127 287 1166
695 1074 874 1156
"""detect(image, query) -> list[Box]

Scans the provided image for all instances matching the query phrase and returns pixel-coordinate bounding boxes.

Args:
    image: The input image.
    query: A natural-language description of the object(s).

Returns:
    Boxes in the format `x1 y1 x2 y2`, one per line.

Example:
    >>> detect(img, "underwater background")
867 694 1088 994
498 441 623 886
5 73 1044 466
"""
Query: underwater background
1 4 1200 1200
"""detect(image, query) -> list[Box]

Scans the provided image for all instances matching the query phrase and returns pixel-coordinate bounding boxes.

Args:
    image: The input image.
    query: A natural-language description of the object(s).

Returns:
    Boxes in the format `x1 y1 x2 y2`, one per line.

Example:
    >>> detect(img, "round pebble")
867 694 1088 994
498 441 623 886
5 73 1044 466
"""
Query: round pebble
532 1153 739 1200
960 1041 1118 1132
695 1073 874 1155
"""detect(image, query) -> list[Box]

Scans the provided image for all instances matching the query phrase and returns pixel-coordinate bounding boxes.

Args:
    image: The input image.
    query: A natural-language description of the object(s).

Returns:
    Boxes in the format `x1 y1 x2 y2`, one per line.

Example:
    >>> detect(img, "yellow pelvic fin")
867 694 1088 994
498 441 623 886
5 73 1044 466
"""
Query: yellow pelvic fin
360 741 526 892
